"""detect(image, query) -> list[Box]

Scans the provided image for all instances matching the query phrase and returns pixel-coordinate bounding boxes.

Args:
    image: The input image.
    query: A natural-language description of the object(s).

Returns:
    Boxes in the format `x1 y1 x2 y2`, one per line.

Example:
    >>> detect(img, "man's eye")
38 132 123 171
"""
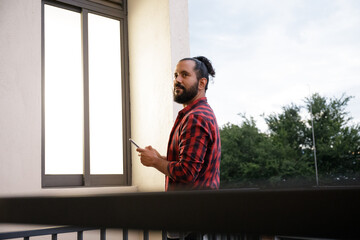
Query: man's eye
182 73 187 77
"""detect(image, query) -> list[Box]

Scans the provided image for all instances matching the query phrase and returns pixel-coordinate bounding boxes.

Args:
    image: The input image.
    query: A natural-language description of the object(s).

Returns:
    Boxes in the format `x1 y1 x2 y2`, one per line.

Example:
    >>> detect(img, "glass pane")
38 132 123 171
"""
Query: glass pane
88 13 123 174
44 5 84 174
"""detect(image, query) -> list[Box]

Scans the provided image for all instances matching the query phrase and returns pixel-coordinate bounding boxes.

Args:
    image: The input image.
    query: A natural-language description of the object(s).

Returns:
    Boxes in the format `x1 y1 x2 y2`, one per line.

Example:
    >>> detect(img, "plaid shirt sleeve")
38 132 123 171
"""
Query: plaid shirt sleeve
167 113 211 183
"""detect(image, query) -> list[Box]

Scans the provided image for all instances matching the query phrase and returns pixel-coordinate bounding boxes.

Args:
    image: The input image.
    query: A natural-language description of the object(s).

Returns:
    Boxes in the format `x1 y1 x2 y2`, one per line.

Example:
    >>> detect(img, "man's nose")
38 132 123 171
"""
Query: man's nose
174 77 182 84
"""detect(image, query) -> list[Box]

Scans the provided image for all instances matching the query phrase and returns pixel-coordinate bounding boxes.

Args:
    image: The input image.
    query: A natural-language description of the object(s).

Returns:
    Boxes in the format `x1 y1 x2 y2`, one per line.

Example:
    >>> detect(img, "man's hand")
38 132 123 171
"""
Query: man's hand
136 146 170 176
136 146 160 167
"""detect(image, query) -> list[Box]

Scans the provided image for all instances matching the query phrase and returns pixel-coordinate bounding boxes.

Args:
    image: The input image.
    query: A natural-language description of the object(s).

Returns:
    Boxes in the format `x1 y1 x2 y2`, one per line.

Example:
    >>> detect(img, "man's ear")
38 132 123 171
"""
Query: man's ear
198 77 208 90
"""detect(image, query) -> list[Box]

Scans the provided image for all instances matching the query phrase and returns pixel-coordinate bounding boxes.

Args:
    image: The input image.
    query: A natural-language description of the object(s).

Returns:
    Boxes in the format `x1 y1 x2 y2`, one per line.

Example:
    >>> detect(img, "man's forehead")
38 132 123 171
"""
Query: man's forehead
175 60 196 72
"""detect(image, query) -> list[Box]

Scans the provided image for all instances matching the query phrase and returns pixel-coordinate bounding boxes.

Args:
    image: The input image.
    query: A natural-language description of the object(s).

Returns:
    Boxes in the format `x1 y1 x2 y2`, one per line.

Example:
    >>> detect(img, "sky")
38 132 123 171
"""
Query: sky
188 0 360 132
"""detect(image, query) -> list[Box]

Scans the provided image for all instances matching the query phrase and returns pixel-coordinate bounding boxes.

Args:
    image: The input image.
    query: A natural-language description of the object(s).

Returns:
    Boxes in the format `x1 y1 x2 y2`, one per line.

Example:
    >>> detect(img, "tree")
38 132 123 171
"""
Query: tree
220 93 360 188
304 93 360 182
220 116 280 188
265 104 314 183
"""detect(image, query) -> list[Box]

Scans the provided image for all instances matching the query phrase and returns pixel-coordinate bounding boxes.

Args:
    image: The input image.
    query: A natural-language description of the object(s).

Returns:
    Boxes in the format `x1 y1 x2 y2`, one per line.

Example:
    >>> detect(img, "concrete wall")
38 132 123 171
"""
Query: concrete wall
0 0 136 197
0 0 43 196
0 0 190 195
128 0 188 192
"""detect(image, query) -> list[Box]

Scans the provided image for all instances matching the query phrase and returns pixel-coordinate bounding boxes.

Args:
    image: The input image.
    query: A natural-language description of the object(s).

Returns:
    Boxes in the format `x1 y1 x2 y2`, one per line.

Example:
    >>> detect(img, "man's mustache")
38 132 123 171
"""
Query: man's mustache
174 83 185 89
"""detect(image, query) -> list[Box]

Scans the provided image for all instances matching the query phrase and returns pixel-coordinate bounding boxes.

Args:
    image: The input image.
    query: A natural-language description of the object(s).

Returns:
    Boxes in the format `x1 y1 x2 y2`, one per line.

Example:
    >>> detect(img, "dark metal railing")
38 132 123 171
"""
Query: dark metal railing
0 226 154 240
0 226 99 240
0 187 360 239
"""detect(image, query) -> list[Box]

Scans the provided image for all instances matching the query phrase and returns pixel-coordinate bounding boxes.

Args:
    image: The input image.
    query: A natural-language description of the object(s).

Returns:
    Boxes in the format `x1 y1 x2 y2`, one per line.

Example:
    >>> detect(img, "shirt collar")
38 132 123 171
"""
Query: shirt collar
178 97 207 116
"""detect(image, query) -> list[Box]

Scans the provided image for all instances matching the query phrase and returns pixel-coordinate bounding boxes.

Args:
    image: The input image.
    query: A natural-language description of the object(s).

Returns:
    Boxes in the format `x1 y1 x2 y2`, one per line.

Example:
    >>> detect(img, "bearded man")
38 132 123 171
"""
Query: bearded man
136 56 221 191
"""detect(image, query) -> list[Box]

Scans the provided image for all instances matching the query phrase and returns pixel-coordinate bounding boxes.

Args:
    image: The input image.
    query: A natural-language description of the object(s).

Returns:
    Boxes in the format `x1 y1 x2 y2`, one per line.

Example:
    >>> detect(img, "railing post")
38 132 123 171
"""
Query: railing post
162 230 167 240
143 230 149 240
122 229 128 240
100 228 106 240
77 231 83 240
51 234 57 240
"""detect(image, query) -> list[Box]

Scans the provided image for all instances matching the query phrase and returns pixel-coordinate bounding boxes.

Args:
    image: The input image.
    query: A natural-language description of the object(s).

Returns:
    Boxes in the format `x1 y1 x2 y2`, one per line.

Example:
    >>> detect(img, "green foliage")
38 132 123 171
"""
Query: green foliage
220 93 360 188
305 93 360 180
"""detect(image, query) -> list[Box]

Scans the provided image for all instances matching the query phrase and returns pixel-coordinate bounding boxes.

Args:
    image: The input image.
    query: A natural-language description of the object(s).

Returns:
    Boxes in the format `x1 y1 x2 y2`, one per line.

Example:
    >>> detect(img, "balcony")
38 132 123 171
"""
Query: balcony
0 187 359 240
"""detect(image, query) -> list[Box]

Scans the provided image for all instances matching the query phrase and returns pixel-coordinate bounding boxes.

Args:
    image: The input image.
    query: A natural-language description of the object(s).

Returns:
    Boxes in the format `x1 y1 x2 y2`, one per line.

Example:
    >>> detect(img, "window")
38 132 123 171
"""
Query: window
41 0 130 187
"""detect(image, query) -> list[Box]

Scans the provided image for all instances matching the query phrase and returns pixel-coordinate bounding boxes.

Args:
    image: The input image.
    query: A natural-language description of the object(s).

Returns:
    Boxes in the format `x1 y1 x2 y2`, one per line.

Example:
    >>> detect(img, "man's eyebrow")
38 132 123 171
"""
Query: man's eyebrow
174 70 189 75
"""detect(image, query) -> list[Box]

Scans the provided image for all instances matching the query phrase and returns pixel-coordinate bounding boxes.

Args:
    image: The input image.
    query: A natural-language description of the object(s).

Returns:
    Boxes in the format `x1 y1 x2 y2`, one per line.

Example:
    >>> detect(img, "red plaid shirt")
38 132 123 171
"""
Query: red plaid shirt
166 97 221 191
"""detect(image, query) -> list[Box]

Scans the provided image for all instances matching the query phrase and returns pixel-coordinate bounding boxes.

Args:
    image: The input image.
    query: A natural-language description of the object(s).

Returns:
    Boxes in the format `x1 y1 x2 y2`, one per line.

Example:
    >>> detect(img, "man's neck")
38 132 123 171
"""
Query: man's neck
183 92 206 108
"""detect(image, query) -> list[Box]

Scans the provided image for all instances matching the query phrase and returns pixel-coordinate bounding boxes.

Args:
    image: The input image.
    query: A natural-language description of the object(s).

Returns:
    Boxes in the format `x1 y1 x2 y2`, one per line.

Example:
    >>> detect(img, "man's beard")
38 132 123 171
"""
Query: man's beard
173 81 198 104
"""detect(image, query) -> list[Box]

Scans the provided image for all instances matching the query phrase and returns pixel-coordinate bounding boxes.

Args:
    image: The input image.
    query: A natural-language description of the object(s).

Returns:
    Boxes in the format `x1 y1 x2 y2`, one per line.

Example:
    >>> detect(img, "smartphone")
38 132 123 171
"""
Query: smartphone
129 138 141 148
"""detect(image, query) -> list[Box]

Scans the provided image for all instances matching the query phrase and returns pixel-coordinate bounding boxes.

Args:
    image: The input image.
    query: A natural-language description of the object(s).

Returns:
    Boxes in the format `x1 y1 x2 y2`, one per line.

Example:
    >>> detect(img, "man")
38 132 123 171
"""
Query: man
136 56 221 191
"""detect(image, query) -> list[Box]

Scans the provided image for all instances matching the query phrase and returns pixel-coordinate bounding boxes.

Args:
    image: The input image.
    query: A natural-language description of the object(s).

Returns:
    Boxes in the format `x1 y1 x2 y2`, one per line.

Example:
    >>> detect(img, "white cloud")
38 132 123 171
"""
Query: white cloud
189 0 360 131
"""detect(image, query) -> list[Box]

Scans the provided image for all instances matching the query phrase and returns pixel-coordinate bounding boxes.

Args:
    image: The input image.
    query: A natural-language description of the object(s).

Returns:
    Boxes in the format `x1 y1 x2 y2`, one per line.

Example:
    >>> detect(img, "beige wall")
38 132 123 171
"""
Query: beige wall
0 0 136 197
0 0 189 196
128 0 189 192
0 0 43 196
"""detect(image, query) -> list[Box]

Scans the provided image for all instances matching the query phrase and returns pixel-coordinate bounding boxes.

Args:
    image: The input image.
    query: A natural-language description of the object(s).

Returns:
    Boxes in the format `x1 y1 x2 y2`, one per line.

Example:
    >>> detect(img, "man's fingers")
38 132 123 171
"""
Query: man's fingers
136 147 145 152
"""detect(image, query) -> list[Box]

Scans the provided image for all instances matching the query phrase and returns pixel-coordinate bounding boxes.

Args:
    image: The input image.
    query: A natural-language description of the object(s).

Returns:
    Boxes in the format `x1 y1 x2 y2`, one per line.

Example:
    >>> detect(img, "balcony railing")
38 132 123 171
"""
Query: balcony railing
0 226 156 240
0 187 359 239
0 226 100 240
